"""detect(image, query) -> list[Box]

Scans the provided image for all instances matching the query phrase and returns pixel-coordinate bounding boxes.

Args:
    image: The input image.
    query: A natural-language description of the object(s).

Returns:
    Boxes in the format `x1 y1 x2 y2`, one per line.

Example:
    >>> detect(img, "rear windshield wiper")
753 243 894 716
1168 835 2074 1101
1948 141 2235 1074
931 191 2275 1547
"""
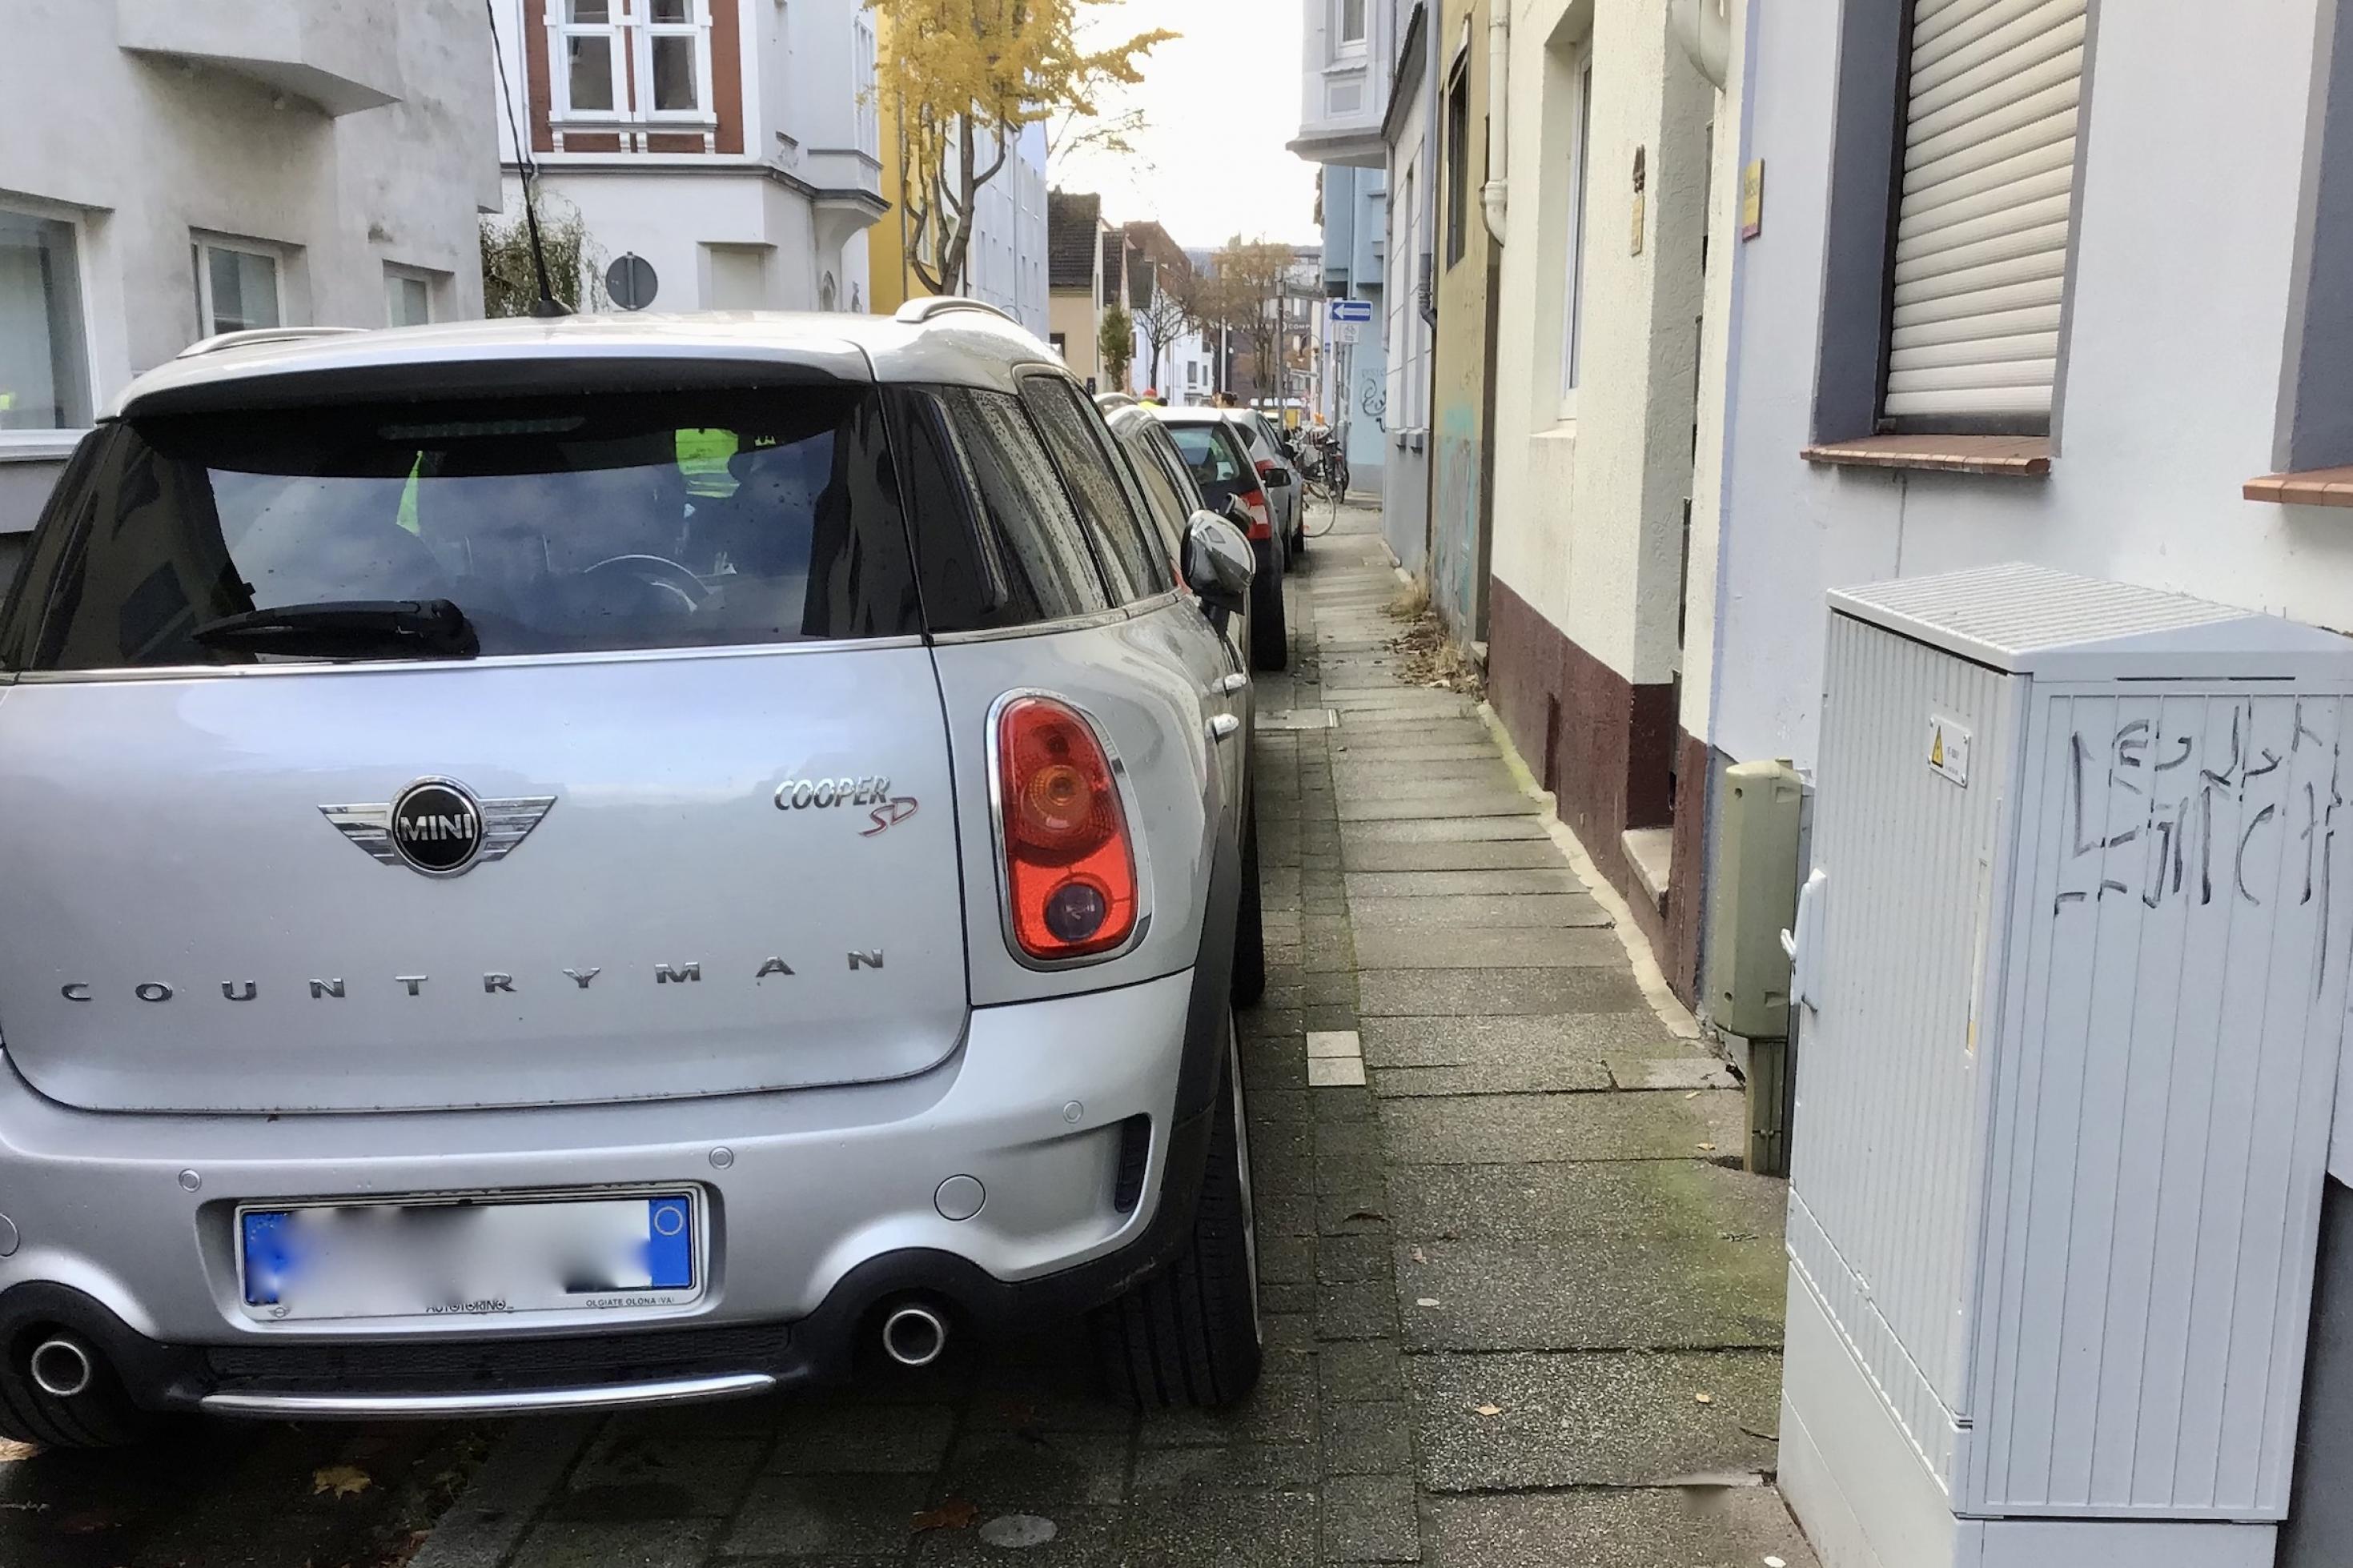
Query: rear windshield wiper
190 599 480 660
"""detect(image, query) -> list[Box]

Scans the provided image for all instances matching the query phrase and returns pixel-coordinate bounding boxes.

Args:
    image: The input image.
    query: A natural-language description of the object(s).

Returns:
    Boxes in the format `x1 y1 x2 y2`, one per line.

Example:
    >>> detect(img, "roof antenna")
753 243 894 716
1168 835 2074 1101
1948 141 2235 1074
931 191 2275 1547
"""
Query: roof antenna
486 0 572 317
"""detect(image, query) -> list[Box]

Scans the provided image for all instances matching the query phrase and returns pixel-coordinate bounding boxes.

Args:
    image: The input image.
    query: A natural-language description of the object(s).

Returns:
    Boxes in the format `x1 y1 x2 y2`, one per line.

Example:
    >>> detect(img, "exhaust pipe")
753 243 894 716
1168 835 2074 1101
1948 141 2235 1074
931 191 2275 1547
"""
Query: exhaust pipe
879 1303 948 1368
29 1336 93 1398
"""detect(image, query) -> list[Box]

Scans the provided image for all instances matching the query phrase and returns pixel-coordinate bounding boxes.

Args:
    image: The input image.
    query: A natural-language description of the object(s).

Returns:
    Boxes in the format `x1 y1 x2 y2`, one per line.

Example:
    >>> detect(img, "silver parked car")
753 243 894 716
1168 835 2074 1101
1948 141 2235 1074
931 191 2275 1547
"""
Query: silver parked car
0 300 1267 1445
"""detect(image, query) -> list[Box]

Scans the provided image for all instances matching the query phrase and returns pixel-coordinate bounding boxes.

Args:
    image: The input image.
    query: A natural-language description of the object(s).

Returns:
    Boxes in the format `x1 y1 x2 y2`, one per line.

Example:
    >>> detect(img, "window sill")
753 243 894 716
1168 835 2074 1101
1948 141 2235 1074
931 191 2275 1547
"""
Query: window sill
2244 467 2353 507
1801 434 2051 476
0 431 86 463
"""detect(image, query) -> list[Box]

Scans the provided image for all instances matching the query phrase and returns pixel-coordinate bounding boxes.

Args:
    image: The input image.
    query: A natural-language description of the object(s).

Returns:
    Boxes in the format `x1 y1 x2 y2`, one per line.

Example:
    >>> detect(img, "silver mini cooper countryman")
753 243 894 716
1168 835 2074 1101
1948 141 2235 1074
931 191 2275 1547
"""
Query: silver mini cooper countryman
0 299 1267 1445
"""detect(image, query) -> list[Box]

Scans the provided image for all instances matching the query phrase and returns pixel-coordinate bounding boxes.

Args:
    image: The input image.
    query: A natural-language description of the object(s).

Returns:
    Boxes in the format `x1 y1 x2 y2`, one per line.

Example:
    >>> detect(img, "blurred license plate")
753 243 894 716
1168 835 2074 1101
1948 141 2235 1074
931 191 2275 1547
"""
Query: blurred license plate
239 1192 698 1321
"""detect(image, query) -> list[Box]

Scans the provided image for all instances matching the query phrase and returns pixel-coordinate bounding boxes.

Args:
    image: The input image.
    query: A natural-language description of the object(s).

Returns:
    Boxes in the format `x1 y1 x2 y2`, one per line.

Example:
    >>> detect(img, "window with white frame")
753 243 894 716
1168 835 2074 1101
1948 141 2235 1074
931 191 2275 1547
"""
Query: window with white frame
193 238 283 338
384 265 437 327
555 0 624 116
548 0 713 122
1336 0 1368 53
853 15 880 158
1559 58 1592 411
0 205 91 431
641 0 712 117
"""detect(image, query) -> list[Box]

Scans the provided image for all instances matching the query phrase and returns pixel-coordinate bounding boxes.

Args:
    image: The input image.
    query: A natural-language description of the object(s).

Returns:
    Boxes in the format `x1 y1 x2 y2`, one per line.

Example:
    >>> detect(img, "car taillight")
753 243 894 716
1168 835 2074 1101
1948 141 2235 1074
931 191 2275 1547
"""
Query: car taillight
1239 489 1272 540
996 695 1138 960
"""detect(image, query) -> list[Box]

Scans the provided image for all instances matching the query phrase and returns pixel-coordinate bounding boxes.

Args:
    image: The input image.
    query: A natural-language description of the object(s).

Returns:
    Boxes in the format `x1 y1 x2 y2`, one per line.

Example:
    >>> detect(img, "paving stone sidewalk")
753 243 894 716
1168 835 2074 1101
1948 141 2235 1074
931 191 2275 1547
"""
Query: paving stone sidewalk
414 503 1818 1568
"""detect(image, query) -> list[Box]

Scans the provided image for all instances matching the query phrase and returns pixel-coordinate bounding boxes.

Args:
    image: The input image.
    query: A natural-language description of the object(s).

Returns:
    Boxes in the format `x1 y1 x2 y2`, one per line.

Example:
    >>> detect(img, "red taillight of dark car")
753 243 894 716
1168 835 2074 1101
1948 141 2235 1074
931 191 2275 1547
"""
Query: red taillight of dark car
1238 489 1273 540
996 695 1138 960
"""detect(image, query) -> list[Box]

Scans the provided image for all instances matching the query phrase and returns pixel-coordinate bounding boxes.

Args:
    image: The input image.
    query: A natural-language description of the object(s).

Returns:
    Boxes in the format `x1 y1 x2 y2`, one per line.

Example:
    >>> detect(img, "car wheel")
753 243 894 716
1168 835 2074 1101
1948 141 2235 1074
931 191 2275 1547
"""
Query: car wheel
0 1337 166 1450
1231 800 1266 1008
1091 1020 1262 1409
1249 570 1288 672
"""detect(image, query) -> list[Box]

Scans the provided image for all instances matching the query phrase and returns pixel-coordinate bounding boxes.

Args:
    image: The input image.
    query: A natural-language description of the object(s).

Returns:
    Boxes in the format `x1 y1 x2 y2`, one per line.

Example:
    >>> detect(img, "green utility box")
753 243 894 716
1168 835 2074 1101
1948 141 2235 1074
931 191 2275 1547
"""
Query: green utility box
1705 760 1804 1174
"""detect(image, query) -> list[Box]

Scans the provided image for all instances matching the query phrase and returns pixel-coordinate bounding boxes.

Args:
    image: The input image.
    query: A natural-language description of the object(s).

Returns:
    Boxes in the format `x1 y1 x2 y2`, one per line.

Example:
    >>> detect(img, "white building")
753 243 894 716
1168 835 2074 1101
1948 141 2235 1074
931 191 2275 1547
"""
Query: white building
1378 2 1435 572
489 0 886 315
1291 0 1403 491
954 122 1050 337
0 0 500 548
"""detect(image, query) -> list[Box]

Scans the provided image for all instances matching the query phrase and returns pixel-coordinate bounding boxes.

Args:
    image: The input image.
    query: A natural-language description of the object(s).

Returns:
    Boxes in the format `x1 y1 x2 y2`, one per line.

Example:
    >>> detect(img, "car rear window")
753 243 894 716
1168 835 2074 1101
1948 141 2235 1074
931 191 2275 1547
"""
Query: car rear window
1167 423 1247 486
0 385 920 670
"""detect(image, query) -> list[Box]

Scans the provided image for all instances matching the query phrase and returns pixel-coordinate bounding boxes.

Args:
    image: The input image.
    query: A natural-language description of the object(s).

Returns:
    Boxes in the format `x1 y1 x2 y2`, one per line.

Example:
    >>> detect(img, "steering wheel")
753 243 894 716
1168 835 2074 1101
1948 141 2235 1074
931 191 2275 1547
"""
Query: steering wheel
584 553 709 612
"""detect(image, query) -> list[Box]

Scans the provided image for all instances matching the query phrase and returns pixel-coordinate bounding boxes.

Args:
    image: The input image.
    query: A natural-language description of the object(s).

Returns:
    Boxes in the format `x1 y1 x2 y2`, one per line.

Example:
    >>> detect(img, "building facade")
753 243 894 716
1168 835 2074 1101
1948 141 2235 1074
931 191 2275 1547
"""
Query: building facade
1380 2 1438 576
1316 166 1389 495
0 0 500 546
491 0 886 315
1046 189 1106 388
1480 0 1718 999
867 95 1049 337
1427 0 1500 642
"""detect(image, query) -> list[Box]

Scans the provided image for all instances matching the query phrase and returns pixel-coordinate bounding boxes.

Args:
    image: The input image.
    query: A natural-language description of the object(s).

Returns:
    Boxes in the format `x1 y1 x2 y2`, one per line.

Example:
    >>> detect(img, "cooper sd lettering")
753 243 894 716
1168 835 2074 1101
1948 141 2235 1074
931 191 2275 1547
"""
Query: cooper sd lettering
773 776 919 836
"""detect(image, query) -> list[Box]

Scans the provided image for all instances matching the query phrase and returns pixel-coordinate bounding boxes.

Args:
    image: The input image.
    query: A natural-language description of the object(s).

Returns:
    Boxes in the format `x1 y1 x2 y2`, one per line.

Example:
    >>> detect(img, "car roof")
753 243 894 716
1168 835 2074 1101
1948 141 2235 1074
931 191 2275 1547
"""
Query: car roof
106 307 1068 420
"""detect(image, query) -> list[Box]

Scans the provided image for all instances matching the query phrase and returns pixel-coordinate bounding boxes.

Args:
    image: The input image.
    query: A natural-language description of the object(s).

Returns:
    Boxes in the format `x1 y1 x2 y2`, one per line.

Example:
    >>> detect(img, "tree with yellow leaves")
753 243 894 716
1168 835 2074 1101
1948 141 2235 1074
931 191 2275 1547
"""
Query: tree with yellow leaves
871 0 1174 296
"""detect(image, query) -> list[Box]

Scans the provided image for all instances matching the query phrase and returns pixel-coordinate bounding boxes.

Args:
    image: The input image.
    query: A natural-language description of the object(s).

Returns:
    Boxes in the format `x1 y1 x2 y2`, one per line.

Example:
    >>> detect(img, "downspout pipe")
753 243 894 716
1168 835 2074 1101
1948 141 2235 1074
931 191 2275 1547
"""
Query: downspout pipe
1672 0 1730 89
1480 4 1509 245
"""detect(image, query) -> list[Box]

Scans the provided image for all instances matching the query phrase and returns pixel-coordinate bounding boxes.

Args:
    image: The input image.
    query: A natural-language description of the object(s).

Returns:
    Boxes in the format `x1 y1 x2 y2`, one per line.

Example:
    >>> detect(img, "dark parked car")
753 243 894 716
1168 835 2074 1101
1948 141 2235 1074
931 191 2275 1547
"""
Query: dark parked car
1150 410 1288 672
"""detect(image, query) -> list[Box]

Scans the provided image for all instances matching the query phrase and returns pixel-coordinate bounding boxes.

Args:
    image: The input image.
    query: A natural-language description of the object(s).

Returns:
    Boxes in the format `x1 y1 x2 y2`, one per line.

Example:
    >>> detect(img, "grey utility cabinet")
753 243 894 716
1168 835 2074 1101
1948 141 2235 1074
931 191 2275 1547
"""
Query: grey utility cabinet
1779 564 2353 1568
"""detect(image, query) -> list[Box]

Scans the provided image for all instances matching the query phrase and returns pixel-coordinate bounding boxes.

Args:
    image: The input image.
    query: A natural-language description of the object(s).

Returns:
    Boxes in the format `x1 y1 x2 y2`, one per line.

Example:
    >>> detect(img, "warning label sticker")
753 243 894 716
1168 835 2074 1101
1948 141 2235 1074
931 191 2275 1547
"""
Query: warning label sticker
1929 714 1972 787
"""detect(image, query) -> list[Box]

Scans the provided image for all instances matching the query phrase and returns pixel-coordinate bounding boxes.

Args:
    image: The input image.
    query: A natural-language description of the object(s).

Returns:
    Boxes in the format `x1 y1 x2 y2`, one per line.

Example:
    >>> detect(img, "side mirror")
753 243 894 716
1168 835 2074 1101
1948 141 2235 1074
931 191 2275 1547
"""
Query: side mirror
1186 510 1255 618
1263 467 1294 488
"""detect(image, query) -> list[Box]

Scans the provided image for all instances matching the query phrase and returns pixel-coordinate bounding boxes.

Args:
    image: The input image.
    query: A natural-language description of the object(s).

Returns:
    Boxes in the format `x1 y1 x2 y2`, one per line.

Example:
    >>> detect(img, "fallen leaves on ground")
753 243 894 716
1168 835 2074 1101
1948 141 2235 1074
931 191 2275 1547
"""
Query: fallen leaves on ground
311 1466 373 1500
1408 1246 1427 1264
1385 610 1487 698
912 1498 979 1533
1468 1403 1503 1418
0 1439 35 1463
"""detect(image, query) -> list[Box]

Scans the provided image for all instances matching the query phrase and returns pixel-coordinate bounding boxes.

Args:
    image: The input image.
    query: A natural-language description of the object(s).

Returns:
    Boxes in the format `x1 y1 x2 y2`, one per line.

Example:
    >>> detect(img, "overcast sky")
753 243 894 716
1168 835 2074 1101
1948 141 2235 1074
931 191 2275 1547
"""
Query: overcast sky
1047 0 1323 252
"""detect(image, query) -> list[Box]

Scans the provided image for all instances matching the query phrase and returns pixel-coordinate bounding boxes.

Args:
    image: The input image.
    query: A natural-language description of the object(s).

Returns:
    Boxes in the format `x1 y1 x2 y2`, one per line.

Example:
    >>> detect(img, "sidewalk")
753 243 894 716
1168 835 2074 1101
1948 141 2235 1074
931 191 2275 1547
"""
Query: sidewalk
414 502 1817 1568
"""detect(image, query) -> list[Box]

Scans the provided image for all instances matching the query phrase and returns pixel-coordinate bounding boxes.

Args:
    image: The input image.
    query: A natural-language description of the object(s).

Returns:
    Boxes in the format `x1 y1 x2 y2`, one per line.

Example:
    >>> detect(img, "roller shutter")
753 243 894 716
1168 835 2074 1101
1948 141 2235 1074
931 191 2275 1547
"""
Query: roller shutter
1885 0 2086 425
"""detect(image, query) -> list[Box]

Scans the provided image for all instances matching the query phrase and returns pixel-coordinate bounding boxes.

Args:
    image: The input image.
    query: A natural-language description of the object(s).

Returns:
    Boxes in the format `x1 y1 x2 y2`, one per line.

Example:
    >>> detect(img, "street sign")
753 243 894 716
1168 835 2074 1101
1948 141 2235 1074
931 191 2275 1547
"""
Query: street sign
1330 323 1360 346
1328 299 1372 323
605 253 658 311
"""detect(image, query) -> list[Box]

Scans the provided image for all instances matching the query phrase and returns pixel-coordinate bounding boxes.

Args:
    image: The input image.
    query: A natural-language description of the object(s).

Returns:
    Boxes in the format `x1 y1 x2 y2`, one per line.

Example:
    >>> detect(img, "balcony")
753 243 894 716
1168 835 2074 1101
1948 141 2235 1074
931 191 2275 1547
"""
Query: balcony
118 0 404 116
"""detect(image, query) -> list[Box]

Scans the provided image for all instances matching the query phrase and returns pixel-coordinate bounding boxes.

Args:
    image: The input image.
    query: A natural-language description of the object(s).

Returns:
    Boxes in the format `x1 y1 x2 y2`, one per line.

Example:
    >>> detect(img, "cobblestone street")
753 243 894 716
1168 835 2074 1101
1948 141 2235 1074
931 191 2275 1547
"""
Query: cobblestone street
386 501 1820 1568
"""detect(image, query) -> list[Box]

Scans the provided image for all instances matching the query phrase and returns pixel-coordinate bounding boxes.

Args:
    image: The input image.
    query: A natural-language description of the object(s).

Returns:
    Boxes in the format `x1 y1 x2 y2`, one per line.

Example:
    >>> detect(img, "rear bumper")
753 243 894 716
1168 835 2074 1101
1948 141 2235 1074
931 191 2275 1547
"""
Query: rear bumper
0 967 1216 1414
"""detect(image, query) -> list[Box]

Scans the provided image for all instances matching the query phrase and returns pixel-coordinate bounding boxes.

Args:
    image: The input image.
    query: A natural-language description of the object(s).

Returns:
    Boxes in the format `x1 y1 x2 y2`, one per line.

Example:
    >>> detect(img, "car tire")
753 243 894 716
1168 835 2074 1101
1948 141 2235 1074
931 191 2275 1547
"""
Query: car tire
1091 1021 1262 1410
0 1341 166 1450
1249 572 1288 672
1231 802 1266 1009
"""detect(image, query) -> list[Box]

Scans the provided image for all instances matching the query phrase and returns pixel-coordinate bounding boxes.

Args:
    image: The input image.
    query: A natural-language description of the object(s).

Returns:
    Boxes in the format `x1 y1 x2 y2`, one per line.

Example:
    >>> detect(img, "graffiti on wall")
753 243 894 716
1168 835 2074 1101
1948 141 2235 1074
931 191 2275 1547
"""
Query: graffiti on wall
1431 402 1481 637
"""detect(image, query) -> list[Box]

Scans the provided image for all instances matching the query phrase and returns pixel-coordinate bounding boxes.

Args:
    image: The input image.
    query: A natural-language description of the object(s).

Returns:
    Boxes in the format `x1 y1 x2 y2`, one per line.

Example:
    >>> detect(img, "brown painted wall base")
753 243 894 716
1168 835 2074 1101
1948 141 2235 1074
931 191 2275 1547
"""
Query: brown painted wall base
1488 576 1696 1003
1663 732 1714 1007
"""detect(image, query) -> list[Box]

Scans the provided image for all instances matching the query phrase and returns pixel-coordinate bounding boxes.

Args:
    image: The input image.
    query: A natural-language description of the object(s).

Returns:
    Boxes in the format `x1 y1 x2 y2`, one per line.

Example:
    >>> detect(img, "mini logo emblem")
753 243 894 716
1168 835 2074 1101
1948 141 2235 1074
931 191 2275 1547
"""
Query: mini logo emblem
320 780 555 877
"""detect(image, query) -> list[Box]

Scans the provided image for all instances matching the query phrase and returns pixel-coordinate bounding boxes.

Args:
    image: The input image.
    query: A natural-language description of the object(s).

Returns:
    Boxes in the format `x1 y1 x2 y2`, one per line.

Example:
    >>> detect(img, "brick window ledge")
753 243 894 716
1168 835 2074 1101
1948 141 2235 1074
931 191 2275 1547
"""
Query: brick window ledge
2245 467 2353 507
1801 434 2052 476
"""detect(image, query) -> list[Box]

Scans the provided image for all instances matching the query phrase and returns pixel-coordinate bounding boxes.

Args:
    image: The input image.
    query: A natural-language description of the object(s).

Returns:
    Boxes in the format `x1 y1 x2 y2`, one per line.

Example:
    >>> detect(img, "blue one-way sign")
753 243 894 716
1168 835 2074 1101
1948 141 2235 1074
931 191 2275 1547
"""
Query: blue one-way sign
1328 299 1373 323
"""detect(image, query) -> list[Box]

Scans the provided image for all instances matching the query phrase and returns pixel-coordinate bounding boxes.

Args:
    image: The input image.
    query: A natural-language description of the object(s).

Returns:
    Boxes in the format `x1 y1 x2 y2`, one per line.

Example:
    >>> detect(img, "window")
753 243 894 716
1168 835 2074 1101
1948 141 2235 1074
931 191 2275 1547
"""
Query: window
853 15 880 158
193 239 282 337
550 0 709 121
1560 58 1592 407
384 266 436 327
1444 64 1470 267
1881 0 2086 431
1 386 925 670
641 0 711 117
1337 0 1367 51
1019 375 1172 603
555 0 623 115
0 207 90 431
1106 417 1192 575
905 386 1112 628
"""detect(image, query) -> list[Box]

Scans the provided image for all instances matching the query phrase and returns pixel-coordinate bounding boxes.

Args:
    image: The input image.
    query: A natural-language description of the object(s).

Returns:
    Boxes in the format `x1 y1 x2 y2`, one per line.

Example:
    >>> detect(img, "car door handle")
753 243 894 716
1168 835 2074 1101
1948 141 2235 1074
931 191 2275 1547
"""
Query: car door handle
1207 714 1243 744
1213 672 1249 696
